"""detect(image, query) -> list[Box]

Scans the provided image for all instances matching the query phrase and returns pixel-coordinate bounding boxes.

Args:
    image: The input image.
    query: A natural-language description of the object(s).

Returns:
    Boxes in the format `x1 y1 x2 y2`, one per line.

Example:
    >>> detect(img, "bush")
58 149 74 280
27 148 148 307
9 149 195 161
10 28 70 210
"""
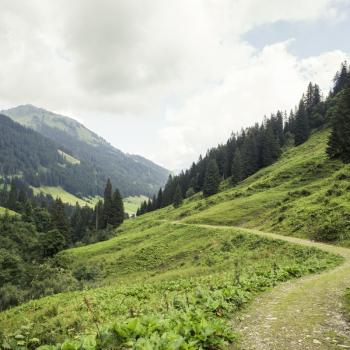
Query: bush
310 212 348 242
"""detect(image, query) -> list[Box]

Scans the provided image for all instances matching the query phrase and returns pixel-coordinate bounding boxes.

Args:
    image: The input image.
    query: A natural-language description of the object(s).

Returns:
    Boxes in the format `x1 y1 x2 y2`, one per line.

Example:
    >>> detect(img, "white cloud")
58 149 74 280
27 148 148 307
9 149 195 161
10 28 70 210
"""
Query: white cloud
0 0 349 169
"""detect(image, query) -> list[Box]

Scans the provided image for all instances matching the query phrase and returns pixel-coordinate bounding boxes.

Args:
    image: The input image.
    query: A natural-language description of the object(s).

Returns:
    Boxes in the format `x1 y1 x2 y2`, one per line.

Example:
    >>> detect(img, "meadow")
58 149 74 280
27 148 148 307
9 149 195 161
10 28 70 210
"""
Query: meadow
1 128 349 349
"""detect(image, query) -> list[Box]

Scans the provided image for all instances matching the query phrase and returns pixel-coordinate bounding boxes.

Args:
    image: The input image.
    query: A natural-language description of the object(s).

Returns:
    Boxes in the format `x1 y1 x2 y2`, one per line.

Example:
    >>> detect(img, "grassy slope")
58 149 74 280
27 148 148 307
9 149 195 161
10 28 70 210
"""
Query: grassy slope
1 129 349 346
0 206 17 216
32 186 96 207
31 186 142 214
123 195 148 215
152 129 350 245
0 222 340 344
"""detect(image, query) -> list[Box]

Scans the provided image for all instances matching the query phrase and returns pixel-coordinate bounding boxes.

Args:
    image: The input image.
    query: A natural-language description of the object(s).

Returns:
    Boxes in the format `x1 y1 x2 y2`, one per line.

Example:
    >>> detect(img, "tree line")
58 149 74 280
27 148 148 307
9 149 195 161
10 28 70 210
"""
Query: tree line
0 178 124 310
139 62 350 214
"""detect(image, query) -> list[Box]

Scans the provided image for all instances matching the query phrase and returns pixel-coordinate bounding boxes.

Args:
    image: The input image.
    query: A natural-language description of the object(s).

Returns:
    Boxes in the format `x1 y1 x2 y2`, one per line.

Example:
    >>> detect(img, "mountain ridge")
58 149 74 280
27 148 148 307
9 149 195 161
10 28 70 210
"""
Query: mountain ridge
1 104 170 197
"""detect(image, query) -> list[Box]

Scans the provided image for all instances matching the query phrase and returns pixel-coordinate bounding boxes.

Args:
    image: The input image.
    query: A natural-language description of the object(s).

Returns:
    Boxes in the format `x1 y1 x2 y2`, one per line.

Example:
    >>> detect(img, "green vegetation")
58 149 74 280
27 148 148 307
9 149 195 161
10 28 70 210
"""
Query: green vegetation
143 129 350 246
0 221 341 349
2 104 169 197
32 187 144 215
1 64 350 349
345 289 350 320
32 187 93 207
0 206 16 216
123 195 148 215
57 150 80 165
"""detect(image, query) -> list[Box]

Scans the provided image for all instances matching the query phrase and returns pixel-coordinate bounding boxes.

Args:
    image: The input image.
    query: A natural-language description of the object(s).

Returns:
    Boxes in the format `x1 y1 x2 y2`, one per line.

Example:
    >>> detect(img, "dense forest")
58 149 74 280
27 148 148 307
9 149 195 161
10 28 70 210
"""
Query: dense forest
138 62 350 215
3 105 170 197
0 177 124 310
0 114 106 196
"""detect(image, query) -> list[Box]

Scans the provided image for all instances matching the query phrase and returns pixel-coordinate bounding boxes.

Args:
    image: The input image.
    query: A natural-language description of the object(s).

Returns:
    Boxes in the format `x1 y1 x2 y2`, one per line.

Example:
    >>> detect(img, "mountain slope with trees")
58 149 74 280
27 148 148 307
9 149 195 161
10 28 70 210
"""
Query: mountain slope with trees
1 104 169 197
1 63 350 349
139 62 349 214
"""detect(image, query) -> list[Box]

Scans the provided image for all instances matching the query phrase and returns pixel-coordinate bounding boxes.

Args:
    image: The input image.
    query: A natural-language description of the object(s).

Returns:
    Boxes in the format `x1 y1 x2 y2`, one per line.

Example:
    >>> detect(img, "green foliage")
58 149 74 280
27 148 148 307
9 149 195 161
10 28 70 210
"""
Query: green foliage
327 87 350 163
231 150 243 185
203 159 220 197
3 105 169 197
173 184 183 208
0 220 341 348
40 230 66 257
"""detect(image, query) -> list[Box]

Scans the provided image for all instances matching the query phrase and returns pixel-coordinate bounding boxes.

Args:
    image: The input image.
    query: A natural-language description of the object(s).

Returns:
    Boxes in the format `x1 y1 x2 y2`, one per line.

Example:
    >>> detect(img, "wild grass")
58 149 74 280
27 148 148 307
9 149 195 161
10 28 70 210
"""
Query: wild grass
0 223 341 348
1 128 348 349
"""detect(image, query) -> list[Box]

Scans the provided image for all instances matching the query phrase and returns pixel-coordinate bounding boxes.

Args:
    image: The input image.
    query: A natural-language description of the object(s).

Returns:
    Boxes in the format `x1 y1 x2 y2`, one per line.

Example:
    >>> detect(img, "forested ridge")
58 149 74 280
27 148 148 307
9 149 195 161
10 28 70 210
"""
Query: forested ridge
2 105 170 197
138 62 350 215
0 176 125 311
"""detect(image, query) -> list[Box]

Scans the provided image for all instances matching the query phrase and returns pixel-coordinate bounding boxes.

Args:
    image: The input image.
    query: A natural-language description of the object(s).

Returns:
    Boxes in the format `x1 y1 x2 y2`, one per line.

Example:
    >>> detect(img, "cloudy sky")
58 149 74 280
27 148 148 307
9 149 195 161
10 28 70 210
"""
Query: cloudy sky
0 0 349 170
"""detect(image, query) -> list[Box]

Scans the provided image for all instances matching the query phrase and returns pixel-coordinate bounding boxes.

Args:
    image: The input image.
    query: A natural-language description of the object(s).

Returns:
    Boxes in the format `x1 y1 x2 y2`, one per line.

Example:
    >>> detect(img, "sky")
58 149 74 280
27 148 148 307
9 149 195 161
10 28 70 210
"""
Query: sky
0 1 349 170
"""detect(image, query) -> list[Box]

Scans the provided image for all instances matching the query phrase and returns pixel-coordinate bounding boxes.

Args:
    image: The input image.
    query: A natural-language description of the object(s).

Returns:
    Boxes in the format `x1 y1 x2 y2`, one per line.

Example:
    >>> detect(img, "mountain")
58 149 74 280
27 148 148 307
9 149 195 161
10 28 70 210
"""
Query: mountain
1 127 347 347
0 113 107 196
1 105 169 197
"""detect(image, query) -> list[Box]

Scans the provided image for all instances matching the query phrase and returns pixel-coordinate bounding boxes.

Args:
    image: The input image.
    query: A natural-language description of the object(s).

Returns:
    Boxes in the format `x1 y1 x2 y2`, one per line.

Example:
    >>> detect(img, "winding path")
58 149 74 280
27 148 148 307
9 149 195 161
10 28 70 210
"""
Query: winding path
175 223 350 349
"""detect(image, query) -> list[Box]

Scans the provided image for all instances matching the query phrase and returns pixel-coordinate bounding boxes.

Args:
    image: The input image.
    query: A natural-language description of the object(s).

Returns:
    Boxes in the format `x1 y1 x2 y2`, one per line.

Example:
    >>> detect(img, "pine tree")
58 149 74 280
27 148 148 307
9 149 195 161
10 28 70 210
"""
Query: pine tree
50 198 70 242
173 184 183 208
22 200 33 223
156 188 163 209
94 200 104 230
7 180 18 211
231 149 244 185
294 98 309 145
333 62 349 95
327 87 350 163
203 159 220 197
110 188 124 227
71 203 84 242
261 125 281 167
102 179 113 228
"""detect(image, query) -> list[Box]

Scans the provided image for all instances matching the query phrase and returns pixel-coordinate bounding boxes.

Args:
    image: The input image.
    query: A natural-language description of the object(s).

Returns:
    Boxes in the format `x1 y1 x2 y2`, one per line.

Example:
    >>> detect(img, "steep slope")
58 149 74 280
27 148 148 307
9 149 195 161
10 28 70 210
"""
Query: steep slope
1 128 349 349
2 105 169 197
154 128 350 246
0 114 104 196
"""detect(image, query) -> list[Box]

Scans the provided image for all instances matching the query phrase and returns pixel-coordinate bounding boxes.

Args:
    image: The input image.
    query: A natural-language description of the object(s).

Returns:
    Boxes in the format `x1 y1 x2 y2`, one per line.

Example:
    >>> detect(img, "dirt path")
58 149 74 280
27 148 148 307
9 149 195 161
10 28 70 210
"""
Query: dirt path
175 223 350 350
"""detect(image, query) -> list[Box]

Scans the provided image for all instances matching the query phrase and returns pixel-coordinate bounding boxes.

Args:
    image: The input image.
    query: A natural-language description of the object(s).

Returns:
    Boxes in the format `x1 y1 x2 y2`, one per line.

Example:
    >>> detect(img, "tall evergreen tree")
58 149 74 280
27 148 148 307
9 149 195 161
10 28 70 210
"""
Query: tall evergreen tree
102 179 113 228
110 188 124 227
50 198 70 242
327 87 350 163
203 159 220 197
294 99 309 145
333 62 350 95
173 184 183 208
94 200 104 230
261 125 281 167
231 150 244 185
156 188 163 209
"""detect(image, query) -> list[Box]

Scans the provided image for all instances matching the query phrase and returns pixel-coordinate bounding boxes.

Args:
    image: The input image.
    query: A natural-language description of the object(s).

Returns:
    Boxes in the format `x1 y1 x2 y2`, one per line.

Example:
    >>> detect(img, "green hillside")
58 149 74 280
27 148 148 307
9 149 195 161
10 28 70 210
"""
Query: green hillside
31 186 146 215
2 105 170 197
156 129 350 246
1 128 348 349
0 206 16 216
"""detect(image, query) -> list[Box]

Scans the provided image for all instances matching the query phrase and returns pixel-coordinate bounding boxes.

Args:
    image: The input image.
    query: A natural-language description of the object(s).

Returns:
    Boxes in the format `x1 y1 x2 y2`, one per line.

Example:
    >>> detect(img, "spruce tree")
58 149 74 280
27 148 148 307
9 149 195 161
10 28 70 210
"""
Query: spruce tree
102 179 113 228
94 200 104 230
327 87 350 163
156 188 163 209
231 149 244 185
203 159 220 197
333 62 349 95
173 184 183 208
111 188 124 227
50 198 70 242
294 99 309 145
261 125 281 167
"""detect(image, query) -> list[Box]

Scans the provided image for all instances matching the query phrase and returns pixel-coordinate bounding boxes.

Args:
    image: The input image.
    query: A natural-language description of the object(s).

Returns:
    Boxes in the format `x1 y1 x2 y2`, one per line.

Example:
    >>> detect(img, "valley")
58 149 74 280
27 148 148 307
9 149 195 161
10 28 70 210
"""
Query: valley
1 124 350 349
